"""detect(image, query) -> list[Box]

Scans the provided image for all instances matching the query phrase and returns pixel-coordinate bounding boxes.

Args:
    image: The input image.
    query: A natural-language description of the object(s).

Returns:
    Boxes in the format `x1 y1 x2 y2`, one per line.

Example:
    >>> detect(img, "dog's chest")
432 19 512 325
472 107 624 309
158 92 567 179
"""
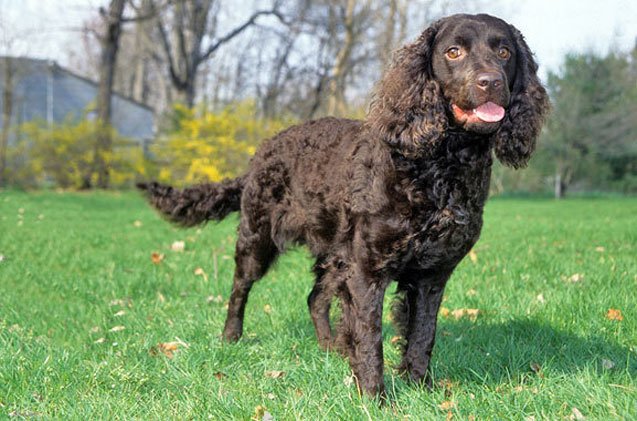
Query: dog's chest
405 147 492 270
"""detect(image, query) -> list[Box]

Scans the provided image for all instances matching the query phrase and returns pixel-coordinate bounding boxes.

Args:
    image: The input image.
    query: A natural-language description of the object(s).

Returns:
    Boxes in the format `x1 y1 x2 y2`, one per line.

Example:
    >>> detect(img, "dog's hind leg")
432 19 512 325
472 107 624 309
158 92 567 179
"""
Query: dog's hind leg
222 214 277 342
307 256 341 350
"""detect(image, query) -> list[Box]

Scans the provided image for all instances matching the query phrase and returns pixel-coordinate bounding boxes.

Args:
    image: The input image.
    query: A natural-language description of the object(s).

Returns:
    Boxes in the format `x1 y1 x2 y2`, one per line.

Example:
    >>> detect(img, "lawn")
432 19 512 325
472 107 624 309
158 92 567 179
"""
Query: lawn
0 190 635 419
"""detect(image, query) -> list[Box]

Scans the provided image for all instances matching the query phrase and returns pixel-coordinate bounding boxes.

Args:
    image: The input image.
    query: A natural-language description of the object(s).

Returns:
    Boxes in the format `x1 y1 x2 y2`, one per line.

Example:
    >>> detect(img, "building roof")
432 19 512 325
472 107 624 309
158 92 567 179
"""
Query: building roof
0 56 155 141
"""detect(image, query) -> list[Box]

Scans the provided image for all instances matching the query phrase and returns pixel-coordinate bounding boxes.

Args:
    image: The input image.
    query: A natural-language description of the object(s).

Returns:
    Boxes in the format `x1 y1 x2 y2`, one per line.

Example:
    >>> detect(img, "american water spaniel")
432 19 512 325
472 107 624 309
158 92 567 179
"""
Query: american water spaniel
139 13 550 397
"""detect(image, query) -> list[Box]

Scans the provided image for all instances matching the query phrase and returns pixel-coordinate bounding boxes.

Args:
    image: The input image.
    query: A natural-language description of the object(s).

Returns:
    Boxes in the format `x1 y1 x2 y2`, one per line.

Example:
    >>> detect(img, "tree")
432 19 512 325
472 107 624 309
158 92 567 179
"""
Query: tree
151 0 284 107
539 46 637 197
90 0 127 189
0 57 14 187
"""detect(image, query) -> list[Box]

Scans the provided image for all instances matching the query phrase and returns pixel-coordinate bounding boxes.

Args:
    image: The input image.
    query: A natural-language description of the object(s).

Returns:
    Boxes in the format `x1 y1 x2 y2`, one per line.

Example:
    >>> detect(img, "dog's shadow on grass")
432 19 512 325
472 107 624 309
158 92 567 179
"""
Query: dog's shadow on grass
421 318 635 385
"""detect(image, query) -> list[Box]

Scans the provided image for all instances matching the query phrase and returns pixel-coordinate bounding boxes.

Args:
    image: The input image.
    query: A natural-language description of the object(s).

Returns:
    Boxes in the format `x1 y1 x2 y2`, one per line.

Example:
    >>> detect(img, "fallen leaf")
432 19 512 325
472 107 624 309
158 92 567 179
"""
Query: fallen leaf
262 411 273 421
213 372 226 380
451 309 465 320
109 325 125 333
151 252 164 264
207 295 223 304
265 370 285 379
606 308 623 321
266 393 276 400
194 267 209 281
150 341 181 359
568 273 584 283
343 374 355 387
570 407 586 420
466 289 477 297
595 246 605 253
263 304 272 314
469 249 478 263
601 358 615 370
171 241 185 252
530 362 543 377
390 335 402 345
114 310 126 317
438 400 455 411
536 293 546 304
439 307 450 318
94 337 106 344
8 410 42 418
252 405 267 421
133 220 143 228
451 308 480 321
465 309 479 321
446 411 453 421
157 292 166 303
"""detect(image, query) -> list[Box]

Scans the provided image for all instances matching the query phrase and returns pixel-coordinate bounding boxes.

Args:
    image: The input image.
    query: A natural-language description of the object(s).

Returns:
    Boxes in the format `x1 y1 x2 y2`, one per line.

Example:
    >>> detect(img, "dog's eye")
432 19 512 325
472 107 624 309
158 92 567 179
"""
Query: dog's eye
498 47 511 59
446 47 462 60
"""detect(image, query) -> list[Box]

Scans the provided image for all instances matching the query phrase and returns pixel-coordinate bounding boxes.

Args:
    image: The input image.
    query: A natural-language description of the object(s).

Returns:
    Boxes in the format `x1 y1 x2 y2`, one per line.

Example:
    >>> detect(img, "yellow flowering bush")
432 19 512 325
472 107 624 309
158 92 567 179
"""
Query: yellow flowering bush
154 101 292 185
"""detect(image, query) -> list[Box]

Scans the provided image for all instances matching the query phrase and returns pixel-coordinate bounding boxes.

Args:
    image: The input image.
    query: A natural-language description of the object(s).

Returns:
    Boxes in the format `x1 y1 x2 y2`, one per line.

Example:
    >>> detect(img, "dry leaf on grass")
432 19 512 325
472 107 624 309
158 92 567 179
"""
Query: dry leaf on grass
468 249 478 263
451 308 480 321
606 308 623 321
109 325 125 333
570 407 586 420
390 336 402 345
133 220 143 228
438 400 455 411
207 295 223 304
594 246 605 253
194 267 209 282
151 252 164 264
150 341 182 359
213 372 226 380
114 310 126 317
171 241 185 252
439 307 450 318
252 405 271 421
530 362 543 377
567 273 584 283
263 304 272 314
265 370 285 379
343 374 355 387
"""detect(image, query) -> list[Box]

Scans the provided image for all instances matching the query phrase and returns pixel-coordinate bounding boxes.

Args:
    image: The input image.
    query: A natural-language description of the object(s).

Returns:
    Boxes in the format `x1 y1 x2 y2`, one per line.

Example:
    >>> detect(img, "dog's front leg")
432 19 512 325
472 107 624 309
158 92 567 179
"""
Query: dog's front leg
395 273 449 387
343 270 388 397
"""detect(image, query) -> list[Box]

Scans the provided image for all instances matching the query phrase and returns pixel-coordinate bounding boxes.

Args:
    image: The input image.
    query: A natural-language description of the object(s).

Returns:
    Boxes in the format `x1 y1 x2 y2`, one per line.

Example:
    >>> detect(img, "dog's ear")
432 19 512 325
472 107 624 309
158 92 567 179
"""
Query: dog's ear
367 22 447 158
493 24 550 168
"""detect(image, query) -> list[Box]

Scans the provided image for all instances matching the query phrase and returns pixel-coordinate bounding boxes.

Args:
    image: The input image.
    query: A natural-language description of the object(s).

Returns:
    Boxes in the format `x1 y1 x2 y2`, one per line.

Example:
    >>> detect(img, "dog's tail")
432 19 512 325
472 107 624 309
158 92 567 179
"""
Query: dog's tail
137 176 245 227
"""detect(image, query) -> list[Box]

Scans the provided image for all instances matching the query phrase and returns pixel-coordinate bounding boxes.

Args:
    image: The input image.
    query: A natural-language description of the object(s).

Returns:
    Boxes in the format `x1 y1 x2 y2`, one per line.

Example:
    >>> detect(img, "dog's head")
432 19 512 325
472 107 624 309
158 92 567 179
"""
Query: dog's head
367 14 550 167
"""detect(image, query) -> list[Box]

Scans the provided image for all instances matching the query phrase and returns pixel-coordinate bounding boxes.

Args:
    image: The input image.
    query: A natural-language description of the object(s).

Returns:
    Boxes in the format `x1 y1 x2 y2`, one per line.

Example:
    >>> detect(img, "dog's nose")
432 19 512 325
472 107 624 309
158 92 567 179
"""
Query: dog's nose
476 72 503 92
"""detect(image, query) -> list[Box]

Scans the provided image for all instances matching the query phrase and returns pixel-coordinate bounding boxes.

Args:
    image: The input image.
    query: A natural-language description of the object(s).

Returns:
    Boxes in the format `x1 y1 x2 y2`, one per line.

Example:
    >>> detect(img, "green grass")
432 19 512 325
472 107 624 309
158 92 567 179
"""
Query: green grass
1 191 635 419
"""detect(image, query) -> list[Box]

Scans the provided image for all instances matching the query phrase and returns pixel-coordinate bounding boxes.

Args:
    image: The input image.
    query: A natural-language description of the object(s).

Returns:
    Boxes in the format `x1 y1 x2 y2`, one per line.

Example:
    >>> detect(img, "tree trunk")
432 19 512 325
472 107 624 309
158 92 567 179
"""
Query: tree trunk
92 0 126 189
0 57 13 187
554 171 562 199
327 0 356 116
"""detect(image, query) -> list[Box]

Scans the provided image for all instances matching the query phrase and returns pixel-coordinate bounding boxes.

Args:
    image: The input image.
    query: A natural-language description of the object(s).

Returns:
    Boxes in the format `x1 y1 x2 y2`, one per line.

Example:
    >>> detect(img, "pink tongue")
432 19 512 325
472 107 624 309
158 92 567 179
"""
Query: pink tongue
474 102 505 122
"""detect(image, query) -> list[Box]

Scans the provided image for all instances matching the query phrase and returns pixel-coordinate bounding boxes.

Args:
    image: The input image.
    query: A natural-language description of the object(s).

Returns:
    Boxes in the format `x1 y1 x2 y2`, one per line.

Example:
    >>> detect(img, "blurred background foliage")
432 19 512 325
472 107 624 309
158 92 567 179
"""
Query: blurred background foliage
0 0 635 196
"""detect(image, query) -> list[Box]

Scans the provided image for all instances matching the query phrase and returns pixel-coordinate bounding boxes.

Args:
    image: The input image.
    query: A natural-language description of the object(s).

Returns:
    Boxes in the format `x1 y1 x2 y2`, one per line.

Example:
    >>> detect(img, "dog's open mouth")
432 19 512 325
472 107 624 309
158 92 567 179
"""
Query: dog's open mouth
452 102 506 124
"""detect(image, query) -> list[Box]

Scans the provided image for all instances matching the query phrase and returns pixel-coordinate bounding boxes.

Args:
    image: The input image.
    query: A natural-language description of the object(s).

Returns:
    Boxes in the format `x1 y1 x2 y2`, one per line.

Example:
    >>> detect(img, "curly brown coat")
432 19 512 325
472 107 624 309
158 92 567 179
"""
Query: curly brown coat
139 14 550 397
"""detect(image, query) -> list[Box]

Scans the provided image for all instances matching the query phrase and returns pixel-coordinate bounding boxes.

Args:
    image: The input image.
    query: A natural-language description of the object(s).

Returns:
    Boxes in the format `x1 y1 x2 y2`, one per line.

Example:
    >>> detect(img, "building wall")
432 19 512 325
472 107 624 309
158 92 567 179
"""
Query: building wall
0 57 154 143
